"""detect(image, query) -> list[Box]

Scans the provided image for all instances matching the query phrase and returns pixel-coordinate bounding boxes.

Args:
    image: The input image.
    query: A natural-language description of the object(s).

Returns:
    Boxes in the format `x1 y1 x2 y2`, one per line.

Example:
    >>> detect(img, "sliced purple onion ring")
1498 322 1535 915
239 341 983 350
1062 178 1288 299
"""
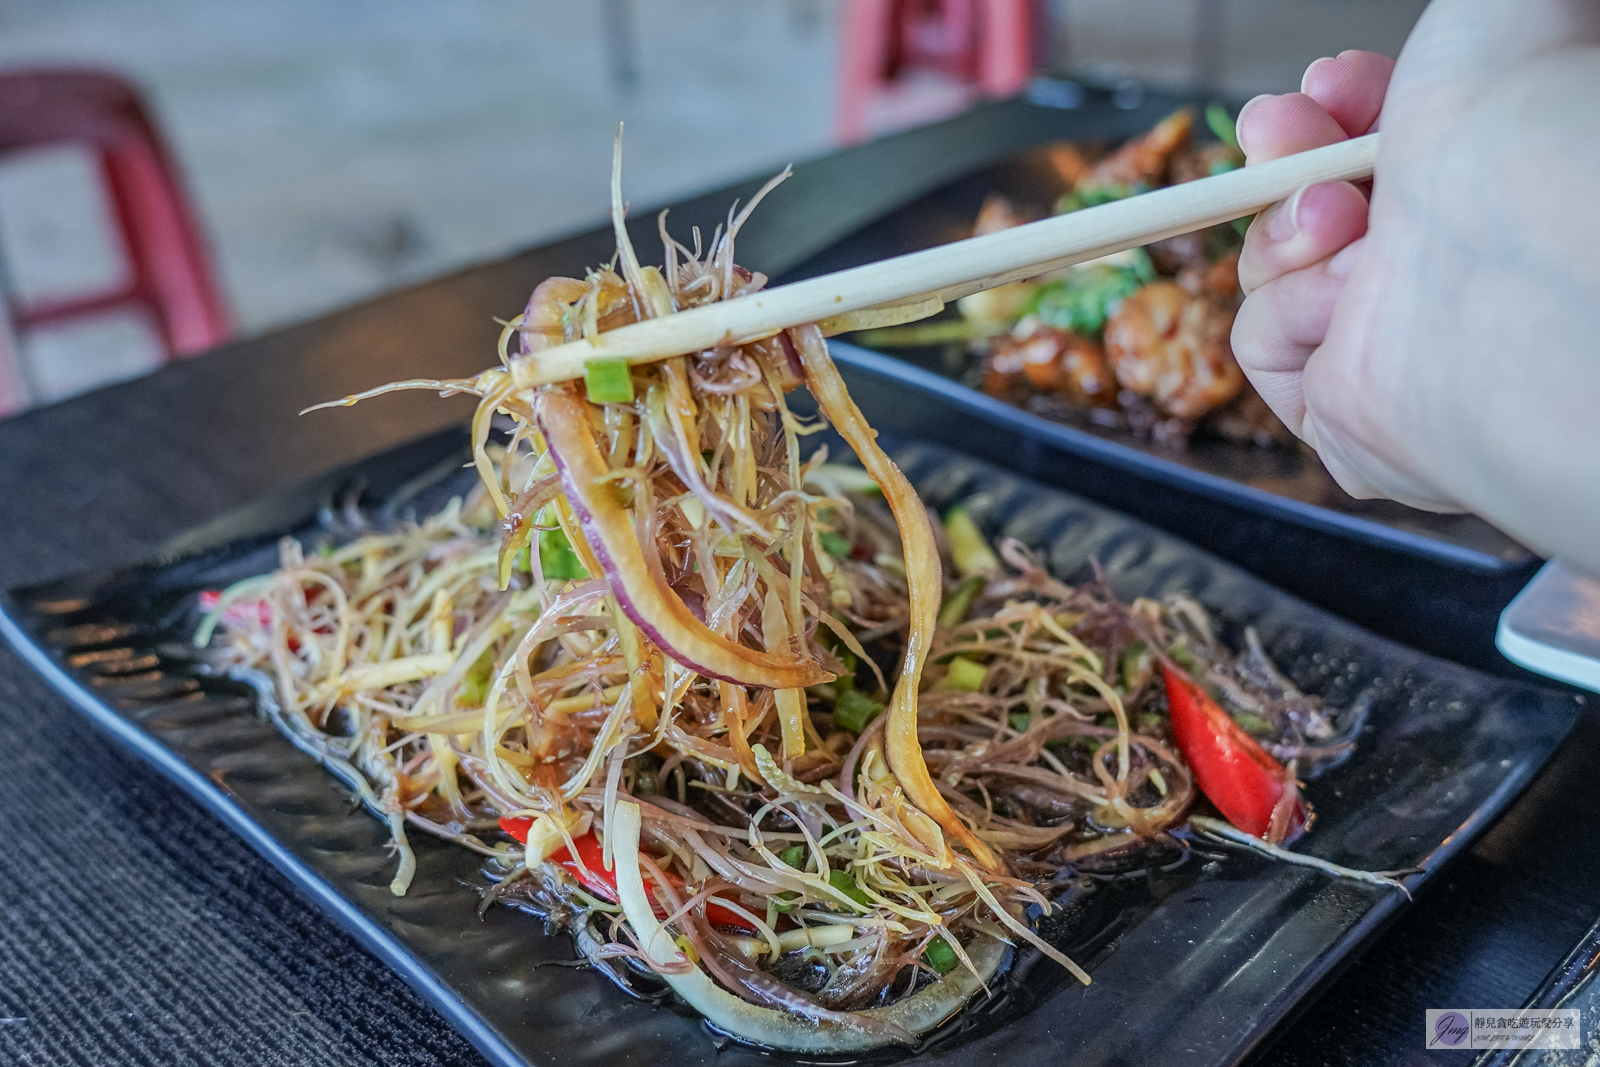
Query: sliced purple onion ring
537 386 832 690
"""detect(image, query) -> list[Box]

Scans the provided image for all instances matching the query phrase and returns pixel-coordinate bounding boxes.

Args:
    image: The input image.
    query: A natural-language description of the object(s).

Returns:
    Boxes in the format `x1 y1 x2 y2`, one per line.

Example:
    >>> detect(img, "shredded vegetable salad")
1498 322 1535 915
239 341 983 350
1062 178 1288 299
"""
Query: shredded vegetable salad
197 140 1384 1051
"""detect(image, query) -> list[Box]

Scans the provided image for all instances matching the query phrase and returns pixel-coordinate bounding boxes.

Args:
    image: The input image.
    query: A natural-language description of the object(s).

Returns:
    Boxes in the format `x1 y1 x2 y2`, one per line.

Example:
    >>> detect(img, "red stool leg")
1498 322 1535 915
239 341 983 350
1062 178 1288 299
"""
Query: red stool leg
100 131 230 355
978 0 1034 98
0 69 230 371
834 0 897 145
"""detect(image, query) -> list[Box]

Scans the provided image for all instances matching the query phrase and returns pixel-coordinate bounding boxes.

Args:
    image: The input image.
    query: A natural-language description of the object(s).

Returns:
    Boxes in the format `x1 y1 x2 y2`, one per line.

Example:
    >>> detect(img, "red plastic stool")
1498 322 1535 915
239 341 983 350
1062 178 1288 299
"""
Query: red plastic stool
835 0 1037 145
0 68 230 414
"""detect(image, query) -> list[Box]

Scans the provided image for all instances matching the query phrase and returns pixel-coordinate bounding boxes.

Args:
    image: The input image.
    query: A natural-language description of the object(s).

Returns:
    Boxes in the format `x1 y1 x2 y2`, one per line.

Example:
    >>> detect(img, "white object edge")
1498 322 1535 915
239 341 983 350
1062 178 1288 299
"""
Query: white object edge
1497 560 1600 694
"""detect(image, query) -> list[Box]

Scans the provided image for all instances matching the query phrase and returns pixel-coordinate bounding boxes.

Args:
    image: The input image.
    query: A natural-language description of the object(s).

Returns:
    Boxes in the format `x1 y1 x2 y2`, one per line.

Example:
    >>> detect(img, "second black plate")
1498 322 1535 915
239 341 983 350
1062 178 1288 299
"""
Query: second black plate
778 107 1533 577
811 342 1535 675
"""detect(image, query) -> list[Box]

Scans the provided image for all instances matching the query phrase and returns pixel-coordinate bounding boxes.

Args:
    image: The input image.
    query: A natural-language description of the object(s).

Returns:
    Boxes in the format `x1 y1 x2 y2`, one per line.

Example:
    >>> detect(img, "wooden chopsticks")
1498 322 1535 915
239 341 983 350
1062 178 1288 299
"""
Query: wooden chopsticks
510 133 1378 388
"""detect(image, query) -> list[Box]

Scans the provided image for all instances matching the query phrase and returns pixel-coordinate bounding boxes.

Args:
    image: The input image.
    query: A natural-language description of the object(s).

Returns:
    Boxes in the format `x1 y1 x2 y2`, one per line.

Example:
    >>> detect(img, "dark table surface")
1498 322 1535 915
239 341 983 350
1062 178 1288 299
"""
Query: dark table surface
0 88 1594 1067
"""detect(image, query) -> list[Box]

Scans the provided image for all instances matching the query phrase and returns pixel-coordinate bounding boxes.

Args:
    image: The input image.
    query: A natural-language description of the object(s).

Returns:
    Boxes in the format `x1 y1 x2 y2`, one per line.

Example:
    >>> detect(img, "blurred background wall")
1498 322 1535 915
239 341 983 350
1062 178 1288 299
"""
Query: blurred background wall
0 0 1427 405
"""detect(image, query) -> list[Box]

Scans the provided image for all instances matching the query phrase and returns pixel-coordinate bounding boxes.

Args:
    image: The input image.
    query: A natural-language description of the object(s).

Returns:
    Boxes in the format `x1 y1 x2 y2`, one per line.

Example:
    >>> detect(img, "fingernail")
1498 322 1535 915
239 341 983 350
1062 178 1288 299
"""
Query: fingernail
1267 186 1306 241
1327 238 1364 280
1301 56 1333 94
1234 94 1271 155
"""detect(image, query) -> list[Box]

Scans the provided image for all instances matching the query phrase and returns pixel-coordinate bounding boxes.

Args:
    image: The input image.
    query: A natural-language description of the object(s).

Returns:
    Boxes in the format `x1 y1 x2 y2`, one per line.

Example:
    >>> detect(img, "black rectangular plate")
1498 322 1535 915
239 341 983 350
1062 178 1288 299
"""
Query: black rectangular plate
0 422 1579 1067
1473 913 1600 1064
778 118 1532 575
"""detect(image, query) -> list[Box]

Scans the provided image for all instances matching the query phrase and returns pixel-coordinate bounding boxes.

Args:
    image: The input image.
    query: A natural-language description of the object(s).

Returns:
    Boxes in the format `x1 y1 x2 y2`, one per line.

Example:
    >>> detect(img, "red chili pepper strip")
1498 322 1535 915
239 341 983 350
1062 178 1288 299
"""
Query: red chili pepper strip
199 590 273 628
200 589 298 650
203 587 349 654
1162 664 1305 841
498 818 754 932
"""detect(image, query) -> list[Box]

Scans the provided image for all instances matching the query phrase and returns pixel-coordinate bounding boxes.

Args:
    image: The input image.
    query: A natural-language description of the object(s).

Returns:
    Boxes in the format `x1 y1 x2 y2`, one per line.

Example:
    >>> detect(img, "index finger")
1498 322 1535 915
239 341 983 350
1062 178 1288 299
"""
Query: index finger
1302 50 1395 136
1236 92 1349 164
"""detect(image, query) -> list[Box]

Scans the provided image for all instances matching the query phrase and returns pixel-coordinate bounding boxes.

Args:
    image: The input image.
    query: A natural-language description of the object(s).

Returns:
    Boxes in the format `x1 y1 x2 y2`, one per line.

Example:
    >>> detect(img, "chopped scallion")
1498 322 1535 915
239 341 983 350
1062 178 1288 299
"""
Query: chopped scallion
828 869 871 907
584 356 635 404
941 656 988 693
536 505 589 580
834 688 884 734
944 507 1000 578
924 935 959 974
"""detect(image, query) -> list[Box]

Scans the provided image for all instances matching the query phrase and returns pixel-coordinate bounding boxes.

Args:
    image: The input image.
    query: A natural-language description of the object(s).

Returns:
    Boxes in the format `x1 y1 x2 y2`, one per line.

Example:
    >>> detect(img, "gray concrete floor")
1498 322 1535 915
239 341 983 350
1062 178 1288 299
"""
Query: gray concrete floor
0 0 1426 402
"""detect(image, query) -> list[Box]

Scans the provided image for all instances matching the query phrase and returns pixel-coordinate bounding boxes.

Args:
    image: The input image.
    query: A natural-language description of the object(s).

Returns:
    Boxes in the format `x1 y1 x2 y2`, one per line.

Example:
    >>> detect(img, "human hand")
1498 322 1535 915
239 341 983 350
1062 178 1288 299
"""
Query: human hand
1232 49 1388 492
1229 0 1600 567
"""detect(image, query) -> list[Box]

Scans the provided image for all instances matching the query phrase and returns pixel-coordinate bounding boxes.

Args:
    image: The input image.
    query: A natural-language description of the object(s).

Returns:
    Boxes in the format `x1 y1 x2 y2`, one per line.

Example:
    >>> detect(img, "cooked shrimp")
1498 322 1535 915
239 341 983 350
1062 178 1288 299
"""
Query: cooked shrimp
984 318 1116 407
1104 281 1243 421
1086 107 1193 189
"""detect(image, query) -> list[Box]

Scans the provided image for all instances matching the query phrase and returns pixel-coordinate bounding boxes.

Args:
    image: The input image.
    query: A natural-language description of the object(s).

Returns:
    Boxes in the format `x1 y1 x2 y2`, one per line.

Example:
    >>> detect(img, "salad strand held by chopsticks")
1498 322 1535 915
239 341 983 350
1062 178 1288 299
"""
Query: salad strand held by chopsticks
204 133 1372 1051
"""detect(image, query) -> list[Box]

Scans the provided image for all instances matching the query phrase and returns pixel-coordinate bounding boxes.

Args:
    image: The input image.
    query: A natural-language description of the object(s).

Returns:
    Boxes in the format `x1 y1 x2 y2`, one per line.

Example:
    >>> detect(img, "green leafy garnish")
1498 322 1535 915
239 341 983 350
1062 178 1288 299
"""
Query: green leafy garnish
1205 102 1241 152
1024 252 1153 336
537 508 589 580
819 531 853 558
1137 712 1168 735
829 869 871 907
834 688 884 734
778 844 807 869
583 356 635 404
924 935 959 974
815 506 855 559
1054 181 1140 215
1129 246 1158 283
1119 641 1151 690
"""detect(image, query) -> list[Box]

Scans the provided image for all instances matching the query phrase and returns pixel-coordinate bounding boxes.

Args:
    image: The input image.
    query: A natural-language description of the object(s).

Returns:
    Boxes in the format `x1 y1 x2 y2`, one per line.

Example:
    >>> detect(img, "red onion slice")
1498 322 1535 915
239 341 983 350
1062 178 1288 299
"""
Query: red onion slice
520 277 588 356
537 386 832 690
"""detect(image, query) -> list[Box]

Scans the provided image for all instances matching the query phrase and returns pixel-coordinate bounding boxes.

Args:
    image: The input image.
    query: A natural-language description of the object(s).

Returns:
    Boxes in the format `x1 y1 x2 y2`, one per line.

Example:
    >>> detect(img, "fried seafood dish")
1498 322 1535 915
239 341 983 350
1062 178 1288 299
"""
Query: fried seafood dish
198 148 1374 1052
866 107 1296 452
